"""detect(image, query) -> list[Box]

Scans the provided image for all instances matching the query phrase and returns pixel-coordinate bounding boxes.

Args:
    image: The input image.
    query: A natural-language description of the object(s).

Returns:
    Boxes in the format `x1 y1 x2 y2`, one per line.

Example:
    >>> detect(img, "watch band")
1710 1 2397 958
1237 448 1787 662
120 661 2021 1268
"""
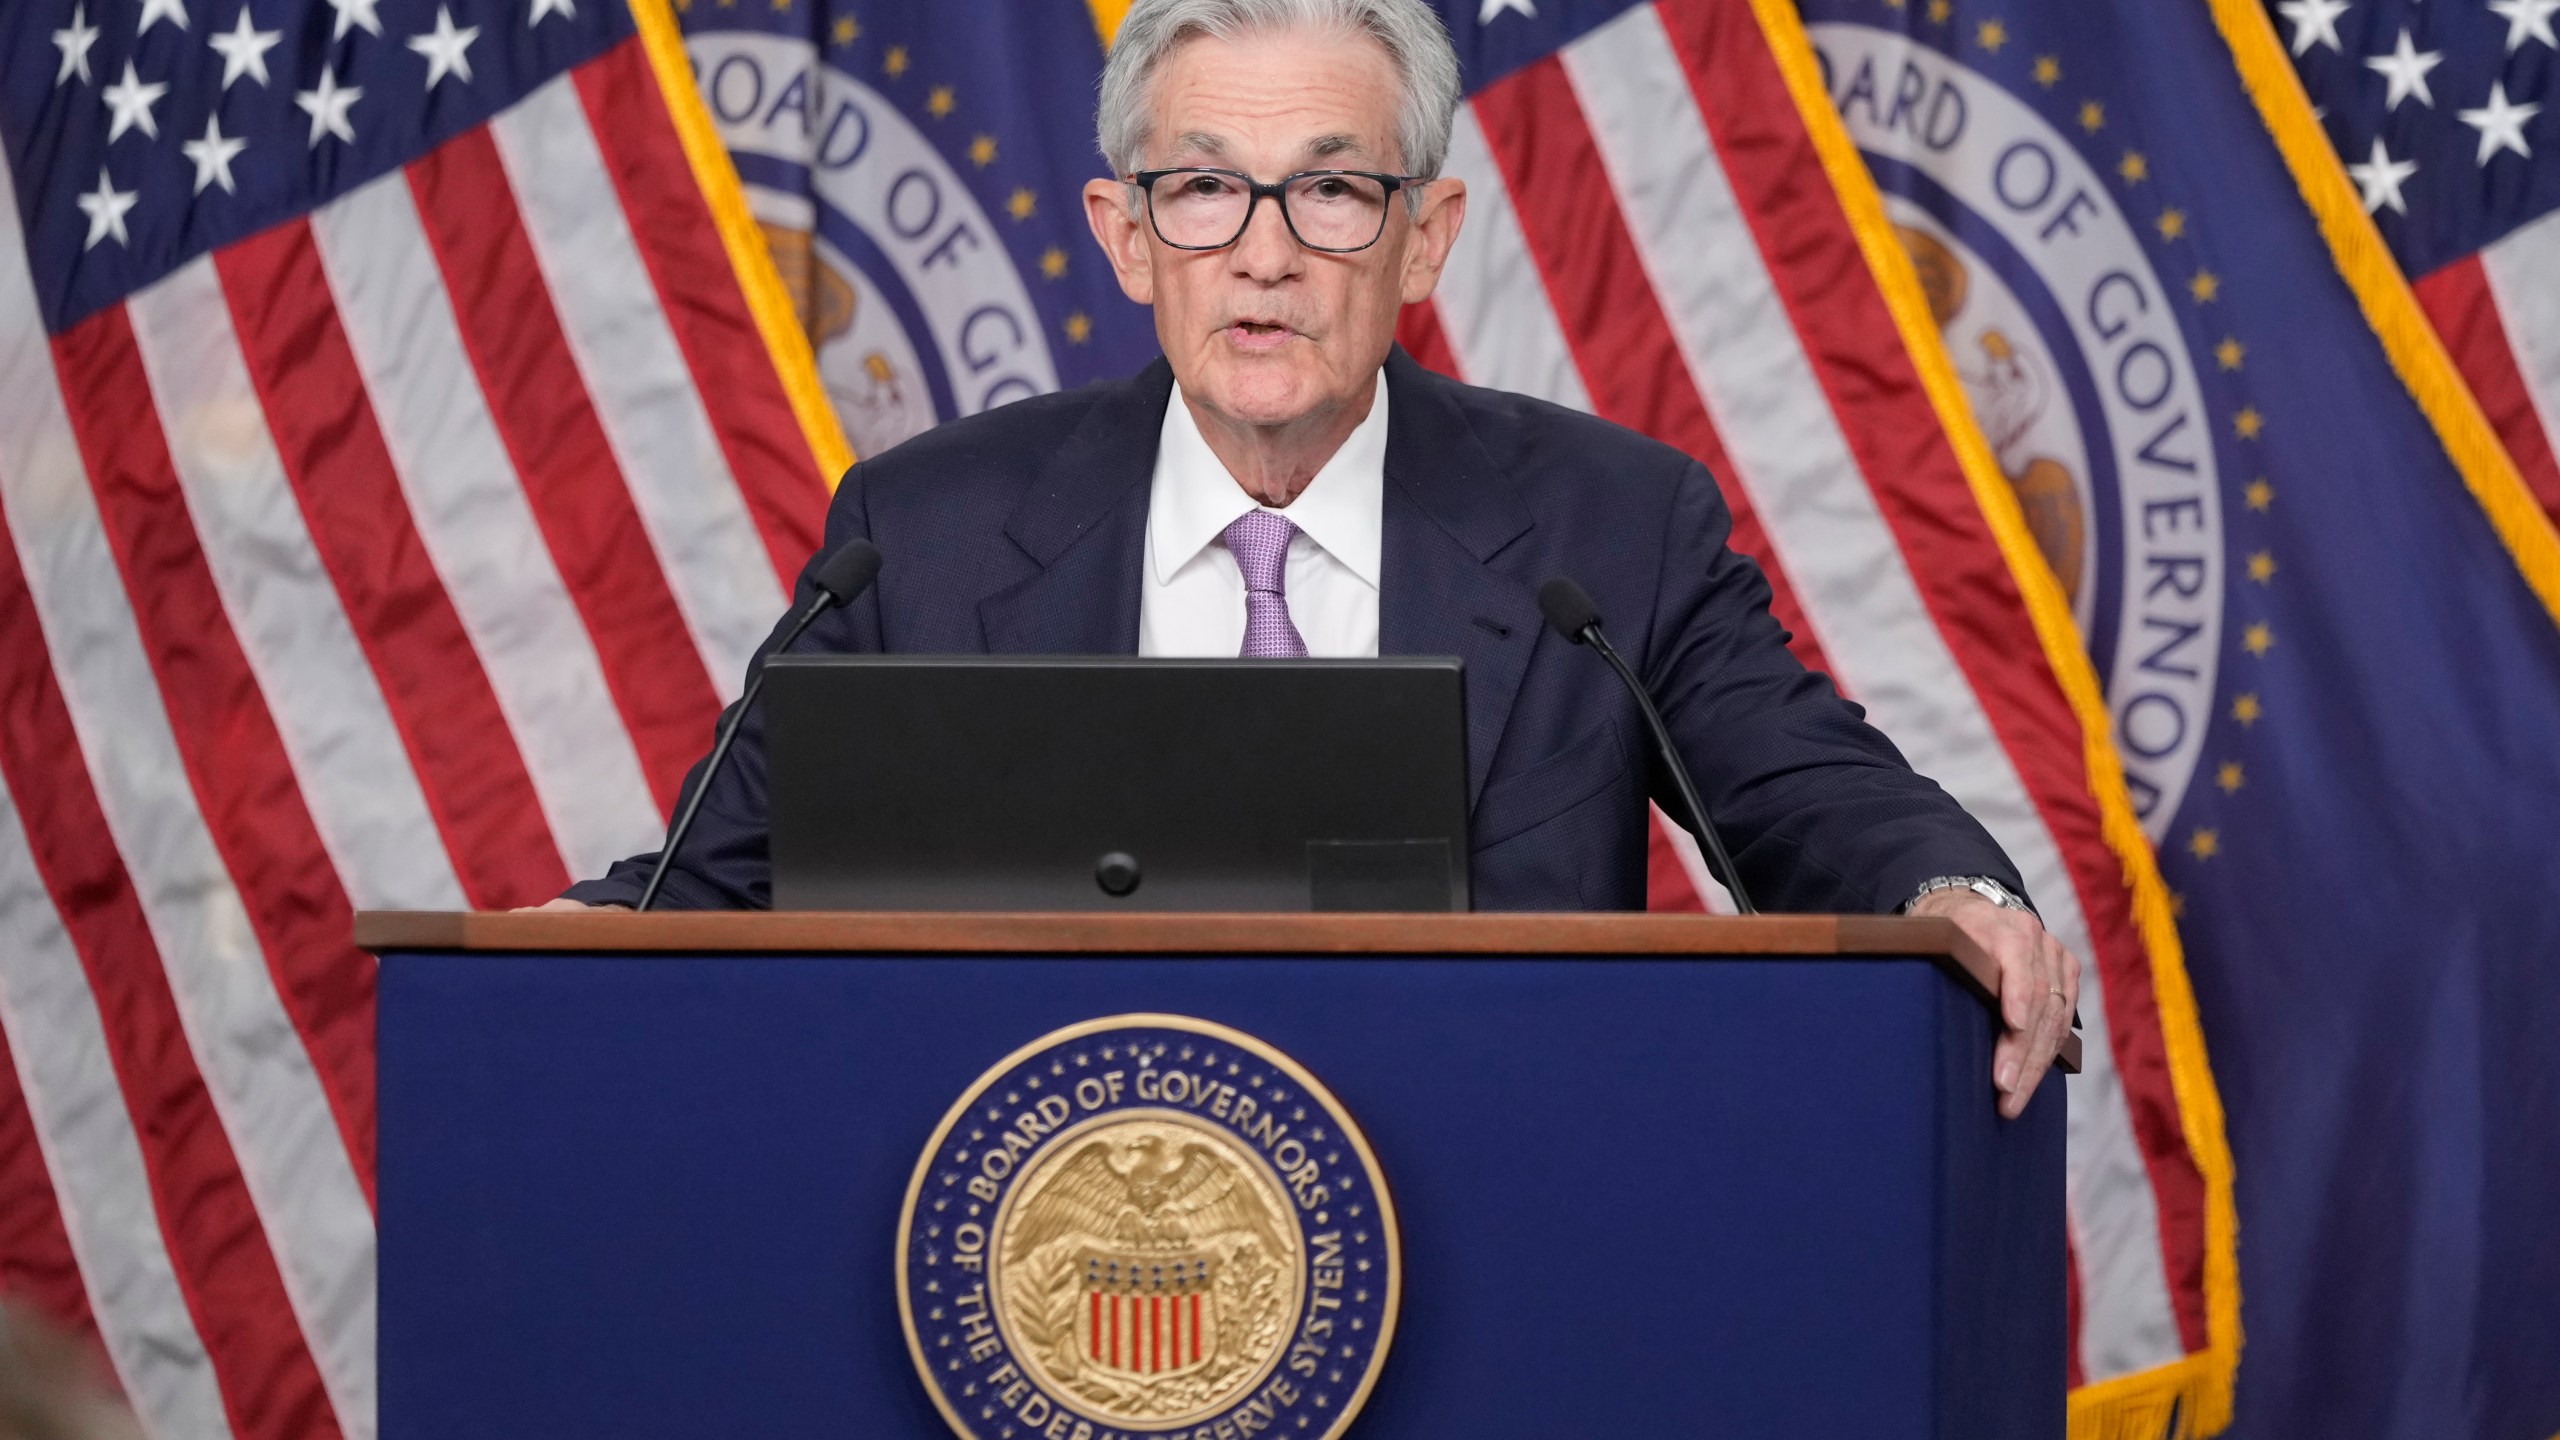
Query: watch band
1904 874 2037 917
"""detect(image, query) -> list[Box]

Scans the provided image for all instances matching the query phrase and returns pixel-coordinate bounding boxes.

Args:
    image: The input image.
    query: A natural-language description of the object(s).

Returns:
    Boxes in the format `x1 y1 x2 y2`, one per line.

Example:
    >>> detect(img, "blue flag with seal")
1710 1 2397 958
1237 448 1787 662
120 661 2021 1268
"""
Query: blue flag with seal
1798 0 2560 1434
671 0 1158 461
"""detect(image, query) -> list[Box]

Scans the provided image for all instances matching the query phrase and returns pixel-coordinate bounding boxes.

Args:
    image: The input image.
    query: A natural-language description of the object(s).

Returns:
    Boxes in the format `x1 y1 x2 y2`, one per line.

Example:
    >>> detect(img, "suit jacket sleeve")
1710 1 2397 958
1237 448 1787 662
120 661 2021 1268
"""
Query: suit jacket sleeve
1642 459 2029 914
560 465 884 909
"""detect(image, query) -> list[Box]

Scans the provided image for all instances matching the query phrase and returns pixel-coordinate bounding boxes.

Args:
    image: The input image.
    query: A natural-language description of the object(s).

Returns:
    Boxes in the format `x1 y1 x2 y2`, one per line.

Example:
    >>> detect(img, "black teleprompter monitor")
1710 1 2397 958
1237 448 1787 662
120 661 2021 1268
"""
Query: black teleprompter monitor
763 656 1470 912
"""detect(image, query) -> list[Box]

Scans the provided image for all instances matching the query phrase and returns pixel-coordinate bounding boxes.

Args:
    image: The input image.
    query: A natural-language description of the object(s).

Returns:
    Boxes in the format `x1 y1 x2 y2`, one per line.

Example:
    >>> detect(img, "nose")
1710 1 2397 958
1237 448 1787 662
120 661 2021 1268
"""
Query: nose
1229 186 1302 283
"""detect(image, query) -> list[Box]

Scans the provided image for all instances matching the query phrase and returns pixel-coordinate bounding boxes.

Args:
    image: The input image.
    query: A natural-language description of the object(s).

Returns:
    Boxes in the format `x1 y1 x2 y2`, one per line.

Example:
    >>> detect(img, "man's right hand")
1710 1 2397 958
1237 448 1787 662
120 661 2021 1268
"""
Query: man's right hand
509 898 630 913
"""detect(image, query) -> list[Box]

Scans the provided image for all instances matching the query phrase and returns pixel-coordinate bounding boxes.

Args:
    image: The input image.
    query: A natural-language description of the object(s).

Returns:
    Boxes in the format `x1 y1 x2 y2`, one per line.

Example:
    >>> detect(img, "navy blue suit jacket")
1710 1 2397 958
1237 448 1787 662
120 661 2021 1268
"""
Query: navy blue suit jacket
567 349 2025 912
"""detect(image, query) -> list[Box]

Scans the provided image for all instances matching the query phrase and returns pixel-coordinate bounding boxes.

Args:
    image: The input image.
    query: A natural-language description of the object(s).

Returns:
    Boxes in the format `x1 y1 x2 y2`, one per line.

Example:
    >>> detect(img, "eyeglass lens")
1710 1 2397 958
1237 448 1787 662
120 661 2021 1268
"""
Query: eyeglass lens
1148 171 1392 251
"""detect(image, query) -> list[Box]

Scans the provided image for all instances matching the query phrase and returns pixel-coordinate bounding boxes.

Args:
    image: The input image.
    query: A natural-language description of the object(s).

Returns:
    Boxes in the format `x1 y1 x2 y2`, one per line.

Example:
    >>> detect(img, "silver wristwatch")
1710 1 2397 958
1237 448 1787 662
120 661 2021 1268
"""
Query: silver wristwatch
1904 874 2036 916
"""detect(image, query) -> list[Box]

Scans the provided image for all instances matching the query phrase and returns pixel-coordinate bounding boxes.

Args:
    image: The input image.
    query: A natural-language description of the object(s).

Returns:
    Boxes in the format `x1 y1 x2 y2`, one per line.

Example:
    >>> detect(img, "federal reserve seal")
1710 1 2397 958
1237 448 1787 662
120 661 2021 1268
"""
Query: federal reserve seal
898 1016 1399 1440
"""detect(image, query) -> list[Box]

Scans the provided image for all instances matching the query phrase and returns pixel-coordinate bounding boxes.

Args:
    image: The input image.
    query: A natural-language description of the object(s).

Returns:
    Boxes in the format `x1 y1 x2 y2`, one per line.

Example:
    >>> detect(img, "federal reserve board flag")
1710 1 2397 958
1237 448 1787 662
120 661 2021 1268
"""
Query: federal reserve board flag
691 1 2240 1434
0 0 840 1430
1804 0 2560 1436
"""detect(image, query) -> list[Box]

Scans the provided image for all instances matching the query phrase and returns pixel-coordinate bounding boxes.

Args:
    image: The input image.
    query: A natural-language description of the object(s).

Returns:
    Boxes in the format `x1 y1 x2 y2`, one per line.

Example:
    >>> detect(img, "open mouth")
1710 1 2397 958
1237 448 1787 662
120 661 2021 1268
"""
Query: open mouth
1226 320 1295 349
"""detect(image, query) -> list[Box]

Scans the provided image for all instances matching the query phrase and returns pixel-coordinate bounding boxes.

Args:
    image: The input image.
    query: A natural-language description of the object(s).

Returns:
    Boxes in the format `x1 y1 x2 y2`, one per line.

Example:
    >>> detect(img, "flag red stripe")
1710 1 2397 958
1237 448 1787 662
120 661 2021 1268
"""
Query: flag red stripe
1189 1290 1200 1364
1090 1289 1101 1360
2414 256 2560 528
1466 62 1837 678
1653 0 2208 1352
215 222 571 909
0 1023 97 1347
49 307 379 1208
405 128 723 817
1151 1293 1162 1373
0 486 344 1440
1111 1291 1120 1368
1394 301 1463 380
574 41 832 583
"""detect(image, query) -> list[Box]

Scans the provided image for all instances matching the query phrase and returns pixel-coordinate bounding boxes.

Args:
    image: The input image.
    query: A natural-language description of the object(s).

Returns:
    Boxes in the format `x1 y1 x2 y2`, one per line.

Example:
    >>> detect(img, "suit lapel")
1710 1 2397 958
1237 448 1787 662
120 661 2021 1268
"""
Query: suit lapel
1376 349 1541 809
977 359 1174 655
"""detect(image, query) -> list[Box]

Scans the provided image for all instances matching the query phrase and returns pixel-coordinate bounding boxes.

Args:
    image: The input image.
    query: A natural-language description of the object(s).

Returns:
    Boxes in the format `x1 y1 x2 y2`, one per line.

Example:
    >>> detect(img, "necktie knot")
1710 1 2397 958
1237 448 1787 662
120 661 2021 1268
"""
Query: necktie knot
1221 511 1309 658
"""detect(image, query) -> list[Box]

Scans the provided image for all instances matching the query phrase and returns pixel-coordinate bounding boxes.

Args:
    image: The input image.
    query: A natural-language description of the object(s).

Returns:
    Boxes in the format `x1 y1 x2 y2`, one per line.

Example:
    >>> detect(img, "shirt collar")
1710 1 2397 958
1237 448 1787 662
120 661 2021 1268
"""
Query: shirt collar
1148 371 1388 589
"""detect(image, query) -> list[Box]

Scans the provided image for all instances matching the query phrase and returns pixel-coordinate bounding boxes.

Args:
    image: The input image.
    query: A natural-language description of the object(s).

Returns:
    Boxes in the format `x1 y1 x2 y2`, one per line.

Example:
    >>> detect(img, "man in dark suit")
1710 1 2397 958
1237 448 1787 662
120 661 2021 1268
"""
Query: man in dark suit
554 0 2080 1115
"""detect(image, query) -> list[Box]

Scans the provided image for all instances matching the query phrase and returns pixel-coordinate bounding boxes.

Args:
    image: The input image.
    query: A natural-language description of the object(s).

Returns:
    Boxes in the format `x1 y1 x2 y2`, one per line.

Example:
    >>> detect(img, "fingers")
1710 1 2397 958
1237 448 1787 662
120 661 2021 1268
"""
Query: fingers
2000 931 2076 1119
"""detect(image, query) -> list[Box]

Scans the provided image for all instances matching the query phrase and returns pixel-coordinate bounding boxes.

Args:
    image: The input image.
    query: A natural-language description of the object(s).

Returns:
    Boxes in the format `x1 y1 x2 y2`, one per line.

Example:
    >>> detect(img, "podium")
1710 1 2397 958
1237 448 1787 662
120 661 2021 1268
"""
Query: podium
362 911 2068 1439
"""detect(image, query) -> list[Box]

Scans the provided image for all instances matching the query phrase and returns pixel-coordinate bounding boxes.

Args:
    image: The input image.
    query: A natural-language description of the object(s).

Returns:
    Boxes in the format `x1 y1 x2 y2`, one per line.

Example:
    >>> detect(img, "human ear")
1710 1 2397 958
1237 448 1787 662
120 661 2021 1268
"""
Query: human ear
1398 177 1467 306
1084 178 1156 306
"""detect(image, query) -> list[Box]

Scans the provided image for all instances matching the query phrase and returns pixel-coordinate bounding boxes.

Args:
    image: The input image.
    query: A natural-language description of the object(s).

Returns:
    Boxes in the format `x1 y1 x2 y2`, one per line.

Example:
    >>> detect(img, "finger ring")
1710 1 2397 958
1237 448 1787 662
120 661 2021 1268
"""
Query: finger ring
2047 986 2066 999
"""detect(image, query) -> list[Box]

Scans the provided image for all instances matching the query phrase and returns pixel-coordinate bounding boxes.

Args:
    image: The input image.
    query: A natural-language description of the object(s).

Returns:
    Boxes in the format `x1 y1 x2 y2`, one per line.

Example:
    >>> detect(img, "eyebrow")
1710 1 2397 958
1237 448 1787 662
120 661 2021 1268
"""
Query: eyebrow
1158 131 1381 169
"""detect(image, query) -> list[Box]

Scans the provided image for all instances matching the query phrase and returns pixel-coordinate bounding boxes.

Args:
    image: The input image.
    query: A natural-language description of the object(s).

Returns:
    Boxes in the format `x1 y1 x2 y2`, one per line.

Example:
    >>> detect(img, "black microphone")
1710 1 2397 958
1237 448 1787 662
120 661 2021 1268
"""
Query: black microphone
1537 576 1758 915
635 539 884 912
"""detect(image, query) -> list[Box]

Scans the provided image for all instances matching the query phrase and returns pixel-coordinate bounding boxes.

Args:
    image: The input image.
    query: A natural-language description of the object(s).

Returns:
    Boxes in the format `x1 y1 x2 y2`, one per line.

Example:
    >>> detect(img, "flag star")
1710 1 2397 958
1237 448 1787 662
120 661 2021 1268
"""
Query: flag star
2363 28 2443 110
76 168 138 249
101 61 168 143
138 0 189 33
182 112 246 193
2459 80 2540 163
2346 134 2418 213
529 0 576 25
52 5 100 85
1478 0 1534 19
407 6 480 87
2276 0 2351 55
324 0 380 38
209 7 282 88
296 67 362 145
2488 0 2560 53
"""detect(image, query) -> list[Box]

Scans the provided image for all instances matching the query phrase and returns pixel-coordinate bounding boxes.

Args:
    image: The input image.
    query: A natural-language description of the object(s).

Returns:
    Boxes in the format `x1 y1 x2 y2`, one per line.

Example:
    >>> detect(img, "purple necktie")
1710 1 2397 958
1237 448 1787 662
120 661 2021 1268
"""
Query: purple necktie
1223 510 1309 658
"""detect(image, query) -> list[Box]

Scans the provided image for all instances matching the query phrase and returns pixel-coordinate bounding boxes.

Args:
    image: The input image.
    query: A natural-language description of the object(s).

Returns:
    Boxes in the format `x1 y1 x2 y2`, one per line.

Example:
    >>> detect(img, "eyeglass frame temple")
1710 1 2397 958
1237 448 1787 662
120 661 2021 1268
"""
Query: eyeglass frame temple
1123 167 1429 253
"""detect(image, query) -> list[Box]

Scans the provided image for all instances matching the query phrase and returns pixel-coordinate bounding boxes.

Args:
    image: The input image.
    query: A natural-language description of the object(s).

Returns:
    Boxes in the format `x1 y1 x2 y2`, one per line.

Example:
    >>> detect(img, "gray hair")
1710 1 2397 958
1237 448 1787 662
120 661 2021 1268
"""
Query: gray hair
1096 0 1463 183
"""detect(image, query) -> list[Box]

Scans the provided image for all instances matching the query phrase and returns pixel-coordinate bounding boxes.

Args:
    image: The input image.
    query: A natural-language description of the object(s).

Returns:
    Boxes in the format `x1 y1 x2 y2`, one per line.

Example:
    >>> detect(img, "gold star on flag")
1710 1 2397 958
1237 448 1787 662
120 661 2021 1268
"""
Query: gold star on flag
2234 405 2263 439
2216 336 2245 370
2216 761 2246 794
2033 55 2060 86
2079 100 2104 131
883 45 908 76
2190 270 2220 303
2118 150 2149 183
831 15 856 43
927 85 955 118
1008 187 1036 220
771 0 792 13
1039 247 1067 279
1064 311 1092 344
2243 622 2274 656
2157 207 2186 239
2244 478 2274 511
969 134 997 167
1884 0 1905 9
2247 550 2276 583
1926 0 1950 21
2188 828 2220 860
1977 18 2006 49
2231 692 2263 725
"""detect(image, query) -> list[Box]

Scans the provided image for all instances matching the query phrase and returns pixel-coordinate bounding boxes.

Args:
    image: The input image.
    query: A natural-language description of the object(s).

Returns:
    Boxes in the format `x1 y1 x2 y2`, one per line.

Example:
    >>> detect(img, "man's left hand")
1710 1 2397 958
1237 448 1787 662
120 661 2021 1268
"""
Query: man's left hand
1907 888 2080 1118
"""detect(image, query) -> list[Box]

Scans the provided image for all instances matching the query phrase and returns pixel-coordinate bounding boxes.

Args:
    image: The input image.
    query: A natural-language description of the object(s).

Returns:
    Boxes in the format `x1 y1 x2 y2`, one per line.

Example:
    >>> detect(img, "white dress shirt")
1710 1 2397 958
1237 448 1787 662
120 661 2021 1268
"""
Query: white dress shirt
1137 374 1387 659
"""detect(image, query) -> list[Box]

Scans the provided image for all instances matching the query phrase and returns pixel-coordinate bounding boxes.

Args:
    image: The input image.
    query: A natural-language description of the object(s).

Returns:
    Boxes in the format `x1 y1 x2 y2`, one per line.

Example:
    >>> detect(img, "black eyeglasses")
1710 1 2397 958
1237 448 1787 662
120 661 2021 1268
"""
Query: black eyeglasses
1129 167 1426 253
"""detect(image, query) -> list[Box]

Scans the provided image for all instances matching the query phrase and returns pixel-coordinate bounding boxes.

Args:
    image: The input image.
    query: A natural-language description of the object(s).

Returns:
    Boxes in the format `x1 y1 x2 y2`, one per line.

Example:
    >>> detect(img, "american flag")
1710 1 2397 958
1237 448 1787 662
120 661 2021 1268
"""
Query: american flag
0 0 836 1429
2275 0 2560 528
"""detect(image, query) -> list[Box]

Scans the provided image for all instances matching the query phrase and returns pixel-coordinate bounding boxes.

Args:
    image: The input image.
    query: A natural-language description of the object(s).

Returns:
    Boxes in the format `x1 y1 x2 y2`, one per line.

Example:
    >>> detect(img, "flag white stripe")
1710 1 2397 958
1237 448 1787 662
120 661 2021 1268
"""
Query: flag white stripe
491 76 788 697
309 170 662 881
1561 4 2182 1376
0 784 237 1440
0 162 377 1440
1434 108 1595 412
2479 208 2560 477
124 257 469 914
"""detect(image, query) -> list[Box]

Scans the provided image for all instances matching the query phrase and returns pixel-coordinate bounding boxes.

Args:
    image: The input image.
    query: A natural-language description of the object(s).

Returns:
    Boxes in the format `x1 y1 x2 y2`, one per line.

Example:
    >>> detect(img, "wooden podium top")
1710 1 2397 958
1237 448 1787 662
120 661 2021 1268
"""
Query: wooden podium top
357 910 2076 1072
